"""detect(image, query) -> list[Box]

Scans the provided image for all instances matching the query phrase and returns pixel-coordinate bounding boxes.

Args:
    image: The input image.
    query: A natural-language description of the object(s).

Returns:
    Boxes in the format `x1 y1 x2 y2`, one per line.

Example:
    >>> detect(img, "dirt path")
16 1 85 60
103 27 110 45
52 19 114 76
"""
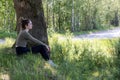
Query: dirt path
74 27 120 39
0 27 120 43
0 39 5 44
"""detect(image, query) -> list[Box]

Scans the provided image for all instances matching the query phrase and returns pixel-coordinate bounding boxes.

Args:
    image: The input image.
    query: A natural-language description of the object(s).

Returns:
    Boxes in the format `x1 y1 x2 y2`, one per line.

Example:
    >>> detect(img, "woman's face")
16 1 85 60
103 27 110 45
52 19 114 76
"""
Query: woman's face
26 20 33 29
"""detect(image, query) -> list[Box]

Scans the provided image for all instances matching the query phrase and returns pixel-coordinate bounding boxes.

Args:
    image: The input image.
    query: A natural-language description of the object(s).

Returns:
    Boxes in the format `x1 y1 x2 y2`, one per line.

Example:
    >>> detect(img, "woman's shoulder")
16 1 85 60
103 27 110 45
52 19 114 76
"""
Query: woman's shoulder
18 30 27 36
21 30 31 37
20 30 27 34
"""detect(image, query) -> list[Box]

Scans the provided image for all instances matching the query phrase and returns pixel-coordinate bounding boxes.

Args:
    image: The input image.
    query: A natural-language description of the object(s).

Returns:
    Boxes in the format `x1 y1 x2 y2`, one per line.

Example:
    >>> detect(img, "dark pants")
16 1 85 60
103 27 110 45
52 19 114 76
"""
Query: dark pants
16 45 50 61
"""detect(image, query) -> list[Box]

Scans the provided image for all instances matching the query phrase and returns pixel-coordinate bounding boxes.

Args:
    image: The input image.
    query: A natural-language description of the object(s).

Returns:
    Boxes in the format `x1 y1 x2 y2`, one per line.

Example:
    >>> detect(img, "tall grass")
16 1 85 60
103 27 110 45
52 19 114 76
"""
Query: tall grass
0 33 120 80
49 33 120 80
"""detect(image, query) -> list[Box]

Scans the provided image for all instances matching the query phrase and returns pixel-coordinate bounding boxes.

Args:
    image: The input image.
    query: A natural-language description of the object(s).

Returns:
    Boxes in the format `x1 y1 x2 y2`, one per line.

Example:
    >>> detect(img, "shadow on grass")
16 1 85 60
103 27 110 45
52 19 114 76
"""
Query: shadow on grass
0 47 61 80
55 53 119 80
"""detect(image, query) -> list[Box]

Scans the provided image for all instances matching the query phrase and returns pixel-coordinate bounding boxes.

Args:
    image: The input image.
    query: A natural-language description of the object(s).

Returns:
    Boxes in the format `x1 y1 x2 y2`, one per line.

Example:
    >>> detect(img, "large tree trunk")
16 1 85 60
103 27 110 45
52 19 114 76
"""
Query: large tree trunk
13 0 48 46
46 0 49 28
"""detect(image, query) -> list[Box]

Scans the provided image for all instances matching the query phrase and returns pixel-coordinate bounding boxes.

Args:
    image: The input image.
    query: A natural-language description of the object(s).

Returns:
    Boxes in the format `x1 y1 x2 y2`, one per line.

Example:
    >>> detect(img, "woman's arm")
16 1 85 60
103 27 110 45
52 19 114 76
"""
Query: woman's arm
24 31 47 46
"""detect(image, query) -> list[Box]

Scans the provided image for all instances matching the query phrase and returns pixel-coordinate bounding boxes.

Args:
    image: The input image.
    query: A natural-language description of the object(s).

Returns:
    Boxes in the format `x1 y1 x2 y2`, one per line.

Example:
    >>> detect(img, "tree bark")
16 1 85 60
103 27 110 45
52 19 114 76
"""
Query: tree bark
13 0 48 46
71 0 75 32
52 0 55 28
58 2 61 31
46 0 49 28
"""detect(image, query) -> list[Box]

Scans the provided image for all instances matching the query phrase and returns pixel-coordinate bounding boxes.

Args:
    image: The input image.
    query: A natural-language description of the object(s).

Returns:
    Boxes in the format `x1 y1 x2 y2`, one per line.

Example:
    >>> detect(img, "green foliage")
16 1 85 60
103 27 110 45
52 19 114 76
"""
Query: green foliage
0 0 16 31
0 30 17 39
0 0 120 32
43 0 120 32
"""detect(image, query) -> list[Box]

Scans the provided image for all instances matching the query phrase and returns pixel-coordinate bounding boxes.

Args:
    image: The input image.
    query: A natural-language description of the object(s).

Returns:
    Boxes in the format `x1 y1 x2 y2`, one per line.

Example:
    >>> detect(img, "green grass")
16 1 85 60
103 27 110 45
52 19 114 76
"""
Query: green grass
0 30 17 39
49 35 120 80
0 32 120 80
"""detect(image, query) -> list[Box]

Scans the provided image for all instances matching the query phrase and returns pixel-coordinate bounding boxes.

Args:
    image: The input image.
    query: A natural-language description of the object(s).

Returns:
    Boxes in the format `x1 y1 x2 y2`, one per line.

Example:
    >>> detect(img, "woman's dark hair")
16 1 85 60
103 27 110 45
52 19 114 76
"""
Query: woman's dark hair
19 17 30 29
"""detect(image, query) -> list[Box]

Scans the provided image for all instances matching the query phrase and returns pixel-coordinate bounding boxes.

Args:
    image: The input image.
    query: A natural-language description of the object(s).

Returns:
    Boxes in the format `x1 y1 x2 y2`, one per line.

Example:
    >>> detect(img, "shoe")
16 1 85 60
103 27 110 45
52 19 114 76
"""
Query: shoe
47 60 58 67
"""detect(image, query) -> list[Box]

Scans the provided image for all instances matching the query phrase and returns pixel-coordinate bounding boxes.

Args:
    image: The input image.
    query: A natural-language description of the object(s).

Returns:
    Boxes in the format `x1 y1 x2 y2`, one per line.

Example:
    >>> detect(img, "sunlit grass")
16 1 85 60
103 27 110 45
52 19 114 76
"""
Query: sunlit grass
49 33 120 80
0 32 120 80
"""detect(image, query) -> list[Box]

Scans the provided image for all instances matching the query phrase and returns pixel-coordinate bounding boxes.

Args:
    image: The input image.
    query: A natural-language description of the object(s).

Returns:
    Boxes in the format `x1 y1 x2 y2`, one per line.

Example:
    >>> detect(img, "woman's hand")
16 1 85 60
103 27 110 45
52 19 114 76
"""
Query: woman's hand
45 45 50 51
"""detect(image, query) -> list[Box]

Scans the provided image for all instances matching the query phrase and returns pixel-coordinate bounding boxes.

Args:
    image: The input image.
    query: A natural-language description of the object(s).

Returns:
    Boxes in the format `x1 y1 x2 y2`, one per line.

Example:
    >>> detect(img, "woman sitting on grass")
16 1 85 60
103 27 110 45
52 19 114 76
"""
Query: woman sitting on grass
15 18 57 67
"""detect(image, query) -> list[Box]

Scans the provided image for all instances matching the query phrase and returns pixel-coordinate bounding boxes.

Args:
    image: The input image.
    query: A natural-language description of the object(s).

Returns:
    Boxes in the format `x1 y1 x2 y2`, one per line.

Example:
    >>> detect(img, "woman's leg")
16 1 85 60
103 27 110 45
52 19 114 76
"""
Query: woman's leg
32 45 57 67
16 47 30 56
31 45 50 61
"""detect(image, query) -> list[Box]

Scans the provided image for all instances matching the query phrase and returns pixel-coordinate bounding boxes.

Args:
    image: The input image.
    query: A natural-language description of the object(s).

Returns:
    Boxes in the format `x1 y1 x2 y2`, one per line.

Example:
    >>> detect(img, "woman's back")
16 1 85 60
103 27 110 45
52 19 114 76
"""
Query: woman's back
16 30 28 47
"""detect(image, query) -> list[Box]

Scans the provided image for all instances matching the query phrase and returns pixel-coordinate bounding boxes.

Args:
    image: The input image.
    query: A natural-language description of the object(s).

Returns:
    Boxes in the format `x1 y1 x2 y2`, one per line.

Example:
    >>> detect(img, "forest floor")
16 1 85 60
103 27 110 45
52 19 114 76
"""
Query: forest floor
0 39 5 44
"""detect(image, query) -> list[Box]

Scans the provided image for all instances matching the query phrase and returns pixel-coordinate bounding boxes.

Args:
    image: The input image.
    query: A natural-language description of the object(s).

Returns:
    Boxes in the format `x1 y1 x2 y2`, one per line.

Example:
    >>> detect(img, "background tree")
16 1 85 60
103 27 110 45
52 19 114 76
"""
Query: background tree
43 0 120 32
